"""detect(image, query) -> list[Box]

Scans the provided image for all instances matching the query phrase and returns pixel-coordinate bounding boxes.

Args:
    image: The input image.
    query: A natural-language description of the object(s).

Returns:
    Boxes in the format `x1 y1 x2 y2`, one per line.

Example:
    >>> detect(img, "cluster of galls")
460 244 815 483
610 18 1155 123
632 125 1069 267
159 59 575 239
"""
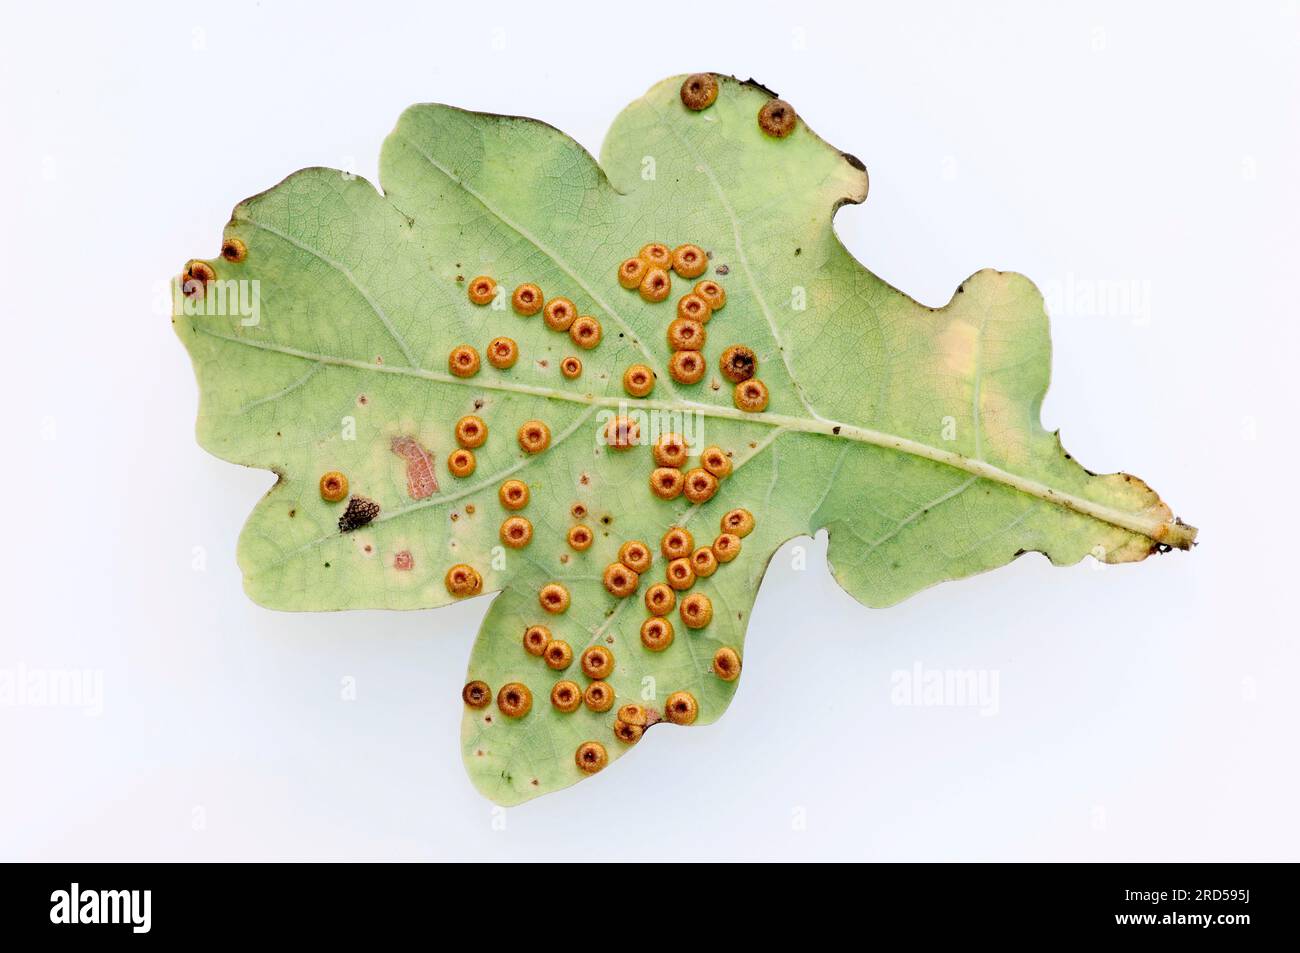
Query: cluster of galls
464 275 601 379
643 511 751 676
648 433 732 503
615 243 768 413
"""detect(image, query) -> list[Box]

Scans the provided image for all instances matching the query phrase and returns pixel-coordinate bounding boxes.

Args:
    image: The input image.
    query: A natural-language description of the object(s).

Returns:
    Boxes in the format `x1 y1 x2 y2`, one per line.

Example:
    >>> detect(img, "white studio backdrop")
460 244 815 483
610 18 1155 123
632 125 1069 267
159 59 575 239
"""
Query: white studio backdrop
1 0 1296 860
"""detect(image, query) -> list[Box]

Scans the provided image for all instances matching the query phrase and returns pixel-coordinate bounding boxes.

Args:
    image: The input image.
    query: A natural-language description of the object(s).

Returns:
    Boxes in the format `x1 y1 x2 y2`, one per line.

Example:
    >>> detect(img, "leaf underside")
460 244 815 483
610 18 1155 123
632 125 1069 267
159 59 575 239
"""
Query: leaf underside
173 74 1195 805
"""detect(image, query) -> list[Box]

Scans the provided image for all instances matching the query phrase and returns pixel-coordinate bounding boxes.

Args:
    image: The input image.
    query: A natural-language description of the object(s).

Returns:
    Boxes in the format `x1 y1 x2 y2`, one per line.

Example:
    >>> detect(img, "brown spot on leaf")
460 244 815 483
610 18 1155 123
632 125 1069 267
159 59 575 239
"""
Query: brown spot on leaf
391 436 439 499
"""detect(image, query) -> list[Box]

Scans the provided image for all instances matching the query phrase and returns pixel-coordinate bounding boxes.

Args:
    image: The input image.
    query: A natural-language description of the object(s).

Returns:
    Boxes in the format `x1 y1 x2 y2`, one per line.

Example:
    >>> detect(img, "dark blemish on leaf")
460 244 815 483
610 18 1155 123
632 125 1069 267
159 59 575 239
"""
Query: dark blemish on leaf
841 152 866 172
832 426 841 435
957 285 965 294
324 562 331 568
391 436 439 499
473 398 484 410
538 359 549 368
357 394 368 406
394 550 414 571
715 264 730 275
338 496 380 533
1013 549 1027 558
364 544 373 553
451 512 459 521
795 247 801 256
741 77 780 97
531 779 539 786
456 275 463 283
580 473 590 486
601 515 612 525
288 509 296 518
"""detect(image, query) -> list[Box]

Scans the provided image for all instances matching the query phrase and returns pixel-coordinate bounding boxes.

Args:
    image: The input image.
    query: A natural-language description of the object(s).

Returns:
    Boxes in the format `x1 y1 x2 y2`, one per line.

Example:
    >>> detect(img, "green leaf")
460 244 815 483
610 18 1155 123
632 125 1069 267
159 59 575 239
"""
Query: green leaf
173 74 1196 805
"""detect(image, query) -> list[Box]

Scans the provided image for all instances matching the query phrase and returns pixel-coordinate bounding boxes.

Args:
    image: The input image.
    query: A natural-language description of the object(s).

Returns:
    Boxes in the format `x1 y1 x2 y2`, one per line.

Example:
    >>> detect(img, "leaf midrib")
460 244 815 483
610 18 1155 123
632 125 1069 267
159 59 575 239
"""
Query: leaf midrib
194 325 1195 549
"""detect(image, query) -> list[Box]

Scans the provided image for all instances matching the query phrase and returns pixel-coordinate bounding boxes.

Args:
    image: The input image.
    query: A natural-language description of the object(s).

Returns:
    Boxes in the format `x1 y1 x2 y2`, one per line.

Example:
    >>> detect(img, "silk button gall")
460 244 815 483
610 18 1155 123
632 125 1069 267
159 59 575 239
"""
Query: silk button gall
650 467 684 500
543 296 577 332
683 468 719 503
445 564 482 597
664 691 699 725
496 682 533 718
560 355 583 379
567 524 594 551
220 237 248 263
639 266 672 303
604 415 640 450
712 533 741 562
551 680 582 713
679 592 713 629
653 433 688 468
693 279 726 312
758 98 797 138
618 256 649 289
712 647 741 682
640 616 674 652
690 546 718 578
701 446 731 478
668 350 705 384
455 414 488 448
617 703 649 727
511 283 543 316
721 507 755 537
583 681 614 713
617 540 652 574
467 275 496 305
447 448 476 478
580 646 615 679
666 557 696 591
679 73 718 111
539 583 571 614
660 527 693 560
575 741 608 773
486 336 518 369
448 345 480 378
733 379 769 413
638 243 673 270
670 244 707 279
498 478 529 510
569 315 602 349
676 292 712 324
499 516 533 548
603 562 640 598
623 363 655 398
720 344 757 383
667 317 705 351
644 582 676 617
319 471 348 503
544 640 574 671
523 624 552 656
462 680 491 708
517 420 551 454
614 721 643 745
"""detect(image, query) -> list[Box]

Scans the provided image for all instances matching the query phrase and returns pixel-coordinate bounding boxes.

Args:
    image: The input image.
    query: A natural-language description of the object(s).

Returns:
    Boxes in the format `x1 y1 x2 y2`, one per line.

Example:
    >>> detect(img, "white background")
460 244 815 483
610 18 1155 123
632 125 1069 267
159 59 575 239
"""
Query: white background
2 0 1296 861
